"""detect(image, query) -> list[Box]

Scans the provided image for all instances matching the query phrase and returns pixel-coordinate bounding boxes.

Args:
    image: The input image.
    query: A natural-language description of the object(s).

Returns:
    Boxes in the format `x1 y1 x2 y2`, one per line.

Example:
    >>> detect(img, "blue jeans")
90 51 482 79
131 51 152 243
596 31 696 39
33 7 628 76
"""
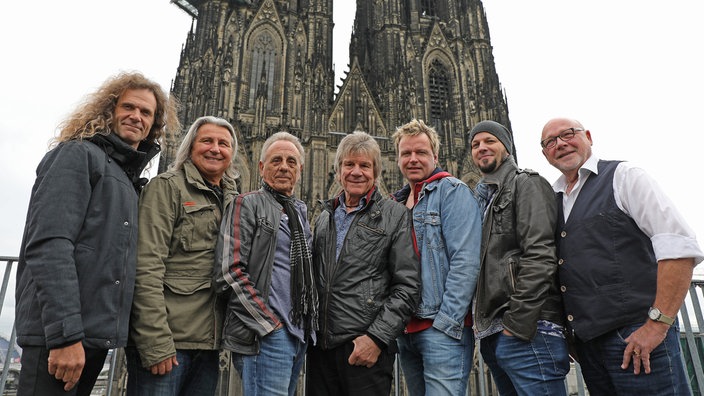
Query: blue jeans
480 331 570 396
575 323 690 395
125 348 219 396
232 327 306 396
397 326 473 396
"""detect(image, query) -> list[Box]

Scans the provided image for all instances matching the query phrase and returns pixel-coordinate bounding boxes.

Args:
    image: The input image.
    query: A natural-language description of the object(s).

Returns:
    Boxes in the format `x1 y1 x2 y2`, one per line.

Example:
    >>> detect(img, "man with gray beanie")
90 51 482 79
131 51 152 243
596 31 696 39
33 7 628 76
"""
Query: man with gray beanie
469 120 570 395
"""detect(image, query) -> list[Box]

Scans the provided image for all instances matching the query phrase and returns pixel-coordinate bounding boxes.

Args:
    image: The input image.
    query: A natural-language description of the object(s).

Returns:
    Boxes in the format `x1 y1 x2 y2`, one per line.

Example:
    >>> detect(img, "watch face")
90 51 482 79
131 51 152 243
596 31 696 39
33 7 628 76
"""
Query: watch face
649 307 660 320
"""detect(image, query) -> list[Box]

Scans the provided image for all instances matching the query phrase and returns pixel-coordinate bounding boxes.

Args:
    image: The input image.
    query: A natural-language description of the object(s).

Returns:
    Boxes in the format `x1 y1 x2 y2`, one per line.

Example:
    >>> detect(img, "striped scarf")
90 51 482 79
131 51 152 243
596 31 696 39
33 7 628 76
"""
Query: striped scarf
262 182 318 339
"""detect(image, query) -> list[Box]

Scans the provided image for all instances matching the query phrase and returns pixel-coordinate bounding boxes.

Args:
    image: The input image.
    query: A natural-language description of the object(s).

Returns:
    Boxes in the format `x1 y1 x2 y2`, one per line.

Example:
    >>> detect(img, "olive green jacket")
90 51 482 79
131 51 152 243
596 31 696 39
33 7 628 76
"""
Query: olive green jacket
129 160 236 368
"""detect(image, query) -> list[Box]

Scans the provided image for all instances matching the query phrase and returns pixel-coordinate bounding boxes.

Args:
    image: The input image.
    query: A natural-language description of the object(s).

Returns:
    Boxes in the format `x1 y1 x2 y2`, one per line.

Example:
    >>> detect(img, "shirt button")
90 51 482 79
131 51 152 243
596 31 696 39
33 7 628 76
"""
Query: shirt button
567 315 574 322
115 280 120 285
124 221 129 226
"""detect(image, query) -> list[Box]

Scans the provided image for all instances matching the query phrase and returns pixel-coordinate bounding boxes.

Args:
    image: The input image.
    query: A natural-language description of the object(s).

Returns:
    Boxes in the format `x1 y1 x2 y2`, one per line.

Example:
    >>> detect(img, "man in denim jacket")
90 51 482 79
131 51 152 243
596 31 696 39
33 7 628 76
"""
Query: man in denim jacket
392 119 482 395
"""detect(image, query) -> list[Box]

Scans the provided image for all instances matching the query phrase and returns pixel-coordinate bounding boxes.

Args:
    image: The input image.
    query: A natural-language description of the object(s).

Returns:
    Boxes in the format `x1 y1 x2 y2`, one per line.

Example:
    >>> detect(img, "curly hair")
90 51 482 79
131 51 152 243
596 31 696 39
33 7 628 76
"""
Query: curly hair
54 71 180 146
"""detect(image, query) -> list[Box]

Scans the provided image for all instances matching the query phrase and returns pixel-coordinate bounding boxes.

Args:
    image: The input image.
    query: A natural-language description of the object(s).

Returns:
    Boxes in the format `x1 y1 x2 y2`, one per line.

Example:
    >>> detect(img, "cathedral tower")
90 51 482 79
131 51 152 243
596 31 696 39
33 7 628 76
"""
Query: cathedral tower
166 0 510 211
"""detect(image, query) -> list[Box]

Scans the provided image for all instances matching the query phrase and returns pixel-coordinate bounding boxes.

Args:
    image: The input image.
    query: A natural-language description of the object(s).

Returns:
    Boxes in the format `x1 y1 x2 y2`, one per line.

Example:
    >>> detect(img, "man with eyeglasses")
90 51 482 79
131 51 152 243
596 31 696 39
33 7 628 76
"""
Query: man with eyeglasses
469 120 569 395
541 117 703 395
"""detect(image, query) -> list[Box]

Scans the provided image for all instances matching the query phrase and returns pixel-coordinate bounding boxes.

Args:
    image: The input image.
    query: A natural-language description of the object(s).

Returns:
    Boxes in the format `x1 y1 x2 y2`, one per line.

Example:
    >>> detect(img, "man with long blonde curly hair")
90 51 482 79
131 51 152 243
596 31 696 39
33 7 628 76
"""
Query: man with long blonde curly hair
15 71 179 396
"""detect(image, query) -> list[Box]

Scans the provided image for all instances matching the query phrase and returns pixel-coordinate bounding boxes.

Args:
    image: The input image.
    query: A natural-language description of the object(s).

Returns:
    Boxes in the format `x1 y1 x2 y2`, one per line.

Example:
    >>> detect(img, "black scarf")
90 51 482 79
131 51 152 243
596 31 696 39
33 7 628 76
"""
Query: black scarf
262 182 318 339
88 133 160 193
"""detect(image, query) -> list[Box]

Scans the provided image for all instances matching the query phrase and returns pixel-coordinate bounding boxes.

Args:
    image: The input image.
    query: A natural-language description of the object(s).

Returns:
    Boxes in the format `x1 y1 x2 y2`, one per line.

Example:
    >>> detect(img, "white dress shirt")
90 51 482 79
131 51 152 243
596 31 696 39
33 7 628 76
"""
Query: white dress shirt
553 154 704 265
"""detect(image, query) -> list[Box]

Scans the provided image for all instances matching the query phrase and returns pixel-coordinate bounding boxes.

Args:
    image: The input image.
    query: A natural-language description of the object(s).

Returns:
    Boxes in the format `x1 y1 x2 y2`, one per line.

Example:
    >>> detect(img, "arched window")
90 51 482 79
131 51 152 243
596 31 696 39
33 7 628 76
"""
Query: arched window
420 0 436 17
248 32 277 110
428 59 450 124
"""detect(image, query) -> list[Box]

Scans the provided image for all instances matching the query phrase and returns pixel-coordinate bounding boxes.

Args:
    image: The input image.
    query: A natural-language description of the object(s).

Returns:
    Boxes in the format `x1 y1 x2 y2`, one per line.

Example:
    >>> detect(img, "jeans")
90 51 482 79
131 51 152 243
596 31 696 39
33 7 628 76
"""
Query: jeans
125 348 219 396
575 323 690 395
480 331 570 396
232 327 306 396
397 326 473 396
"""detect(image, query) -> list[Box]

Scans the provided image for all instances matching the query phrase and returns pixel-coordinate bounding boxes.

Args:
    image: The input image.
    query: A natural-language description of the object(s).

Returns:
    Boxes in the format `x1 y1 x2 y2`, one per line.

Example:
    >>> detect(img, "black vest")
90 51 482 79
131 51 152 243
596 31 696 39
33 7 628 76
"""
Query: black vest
556 160 657 341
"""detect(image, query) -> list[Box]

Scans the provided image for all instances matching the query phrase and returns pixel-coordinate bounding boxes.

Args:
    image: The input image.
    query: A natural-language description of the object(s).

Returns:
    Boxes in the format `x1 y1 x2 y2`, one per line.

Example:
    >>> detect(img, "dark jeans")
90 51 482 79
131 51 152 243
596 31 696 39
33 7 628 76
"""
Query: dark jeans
480 331 569 396
17 345 107 396
306 342 395 396
575 323 690 396
125 347 219 396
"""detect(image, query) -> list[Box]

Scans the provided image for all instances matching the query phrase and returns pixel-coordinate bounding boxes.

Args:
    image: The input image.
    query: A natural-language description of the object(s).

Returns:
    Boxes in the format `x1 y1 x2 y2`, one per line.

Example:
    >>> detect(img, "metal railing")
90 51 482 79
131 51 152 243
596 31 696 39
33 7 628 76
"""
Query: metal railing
1 255 703 395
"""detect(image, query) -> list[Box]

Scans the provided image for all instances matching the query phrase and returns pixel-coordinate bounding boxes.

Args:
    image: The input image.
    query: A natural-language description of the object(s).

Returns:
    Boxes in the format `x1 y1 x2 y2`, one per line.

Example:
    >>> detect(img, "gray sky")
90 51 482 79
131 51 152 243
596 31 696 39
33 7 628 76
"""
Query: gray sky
1 1 702 336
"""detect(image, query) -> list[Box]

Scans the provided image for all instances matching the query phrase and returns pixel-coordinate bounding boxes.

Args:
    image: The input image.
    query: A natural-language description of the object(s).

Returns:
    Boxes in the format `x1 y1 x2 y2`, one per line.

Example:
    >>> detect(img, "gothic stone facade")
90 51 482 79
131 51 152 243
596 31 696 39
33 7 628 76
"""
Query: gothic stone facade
165 0 511 216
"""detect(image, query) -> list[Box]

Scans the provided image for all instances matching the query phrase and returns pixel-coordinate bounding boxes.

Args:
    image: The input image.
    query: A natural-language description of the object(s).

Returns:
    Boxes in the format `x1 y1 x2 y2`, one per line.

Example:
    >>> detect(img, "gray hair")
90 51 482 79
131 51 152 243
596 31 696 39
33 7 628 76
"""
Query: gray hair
260 131 305 164
169 116 238 179
334 131 382 181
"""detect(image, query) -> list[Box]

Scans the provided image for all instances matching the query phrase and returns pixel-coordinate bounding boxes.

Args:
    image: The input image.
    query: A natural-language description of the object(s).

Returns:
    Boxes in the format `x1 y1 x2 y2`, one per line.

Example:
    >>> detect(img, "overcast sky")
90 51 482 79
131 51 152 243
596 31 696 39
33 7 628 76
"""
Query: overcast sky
1 1 702 335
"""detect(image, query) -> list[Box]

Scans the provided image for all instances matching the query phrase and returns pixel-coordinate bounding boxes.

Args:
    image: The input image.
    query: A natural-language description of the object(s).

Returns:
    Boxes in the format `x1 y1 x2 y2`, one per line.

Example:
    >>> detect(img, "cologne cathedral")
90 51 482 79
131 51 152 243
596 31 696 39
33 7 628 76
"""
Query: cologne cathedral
164 0 511 213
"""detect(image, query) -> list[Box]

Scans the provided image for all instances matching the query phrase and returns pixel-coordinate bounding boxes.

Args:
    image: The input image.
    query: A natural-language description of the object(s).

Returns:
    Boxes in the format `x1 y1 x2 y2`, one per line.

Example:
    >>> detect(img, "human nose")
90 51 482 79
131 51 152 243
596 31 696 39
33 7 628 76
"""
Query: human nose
126 109 144 124
350 165 362 175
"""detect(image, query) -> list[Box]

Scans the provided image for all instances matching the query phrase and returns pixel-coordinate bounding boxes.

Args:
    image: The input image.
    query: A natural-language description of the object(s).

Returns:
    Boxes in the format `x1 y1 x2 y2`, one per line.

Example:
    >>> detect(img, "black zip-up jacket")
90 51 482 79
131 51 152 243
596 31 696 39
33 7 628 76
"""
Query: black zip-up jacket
16 135 159 350
313 187 420 350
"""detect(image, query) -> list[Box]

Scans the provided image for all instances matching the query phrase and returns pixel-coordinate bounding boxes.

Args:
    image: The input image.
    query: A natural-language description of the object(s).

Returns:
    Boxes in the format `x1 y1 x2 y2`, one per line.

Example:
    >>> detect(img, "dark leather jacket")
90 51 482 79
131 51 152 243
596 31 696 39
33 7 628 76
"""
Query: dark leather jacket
313 187 420 350
474 156 563 341
214 187 311 355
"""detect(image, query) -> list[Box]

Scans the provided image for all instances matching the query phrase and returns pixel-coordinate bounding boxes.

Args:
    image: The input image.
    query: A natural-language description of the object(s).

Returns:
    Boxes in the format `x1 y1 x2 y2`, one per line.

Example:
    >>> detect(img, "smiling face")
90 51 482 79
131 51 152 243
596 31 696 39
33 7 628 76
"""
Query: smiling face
541 118 592 179
259 140 302 196
190 123 234 185
397 133 438 186
471 131 508 174
339 152 376 207
112 88 157 148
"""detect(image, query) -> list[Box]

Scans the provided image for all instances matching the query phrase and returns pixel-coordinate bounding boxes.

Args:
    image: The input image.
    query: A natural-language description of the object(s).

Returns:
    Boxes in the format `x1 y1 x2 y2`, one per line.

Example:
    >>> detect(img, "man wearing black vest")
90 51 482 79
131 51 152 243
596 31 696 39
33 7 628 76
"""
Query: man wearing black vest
541 117 703 395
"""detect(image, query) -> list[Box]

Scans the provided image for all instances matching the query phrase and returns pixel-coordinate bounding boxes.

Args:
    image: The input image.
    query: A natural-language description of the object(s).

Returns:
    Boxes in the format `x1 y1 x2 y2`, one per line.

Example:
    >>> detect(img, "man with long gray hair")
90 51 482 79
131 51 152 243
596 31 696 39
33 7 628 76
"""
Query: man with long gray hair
127 116 238 395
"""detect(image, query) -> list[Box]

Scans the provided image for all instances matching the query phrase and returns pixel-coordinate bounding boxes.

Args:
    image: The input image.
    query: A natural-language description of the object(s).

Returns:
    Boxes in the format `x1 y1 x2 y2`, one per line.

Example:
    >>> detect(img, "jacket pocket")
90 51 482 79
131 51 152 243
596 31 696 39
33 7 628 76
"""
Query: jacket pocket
223 304 256 346
163 277 214 343
179 203 218 252
349 222 386 257
491 194 514 234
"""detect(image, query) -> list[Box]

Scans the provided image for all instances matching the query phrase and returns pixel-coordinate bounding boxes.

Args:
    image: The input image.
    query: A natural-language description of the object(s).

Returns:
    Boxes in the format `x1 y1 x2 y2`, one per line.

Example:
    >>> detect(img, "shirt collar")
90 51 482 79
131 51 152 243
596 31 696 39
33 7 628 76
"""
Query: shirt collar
553 154 600 193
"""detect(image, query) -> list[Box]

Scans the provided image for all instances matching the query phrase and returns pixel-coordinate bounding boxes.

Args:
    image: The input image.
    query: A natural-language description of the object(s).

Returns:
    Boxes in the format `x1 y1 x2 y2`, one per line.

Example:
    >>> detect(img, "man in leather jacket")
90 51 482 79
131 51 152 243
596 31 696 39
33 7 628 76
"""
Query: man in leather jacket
469 120 569 396
306 131 420 396
214 132 316 395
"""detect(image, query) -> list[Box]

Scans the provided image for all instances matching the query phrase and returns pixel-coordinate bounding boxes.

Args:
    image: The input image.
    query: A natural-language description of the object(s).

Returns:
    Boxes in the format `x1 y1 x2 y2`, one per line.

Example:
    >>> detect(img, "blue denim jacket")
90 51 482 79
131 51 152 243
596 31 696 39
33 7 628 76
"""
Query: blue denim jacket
393 169 482 339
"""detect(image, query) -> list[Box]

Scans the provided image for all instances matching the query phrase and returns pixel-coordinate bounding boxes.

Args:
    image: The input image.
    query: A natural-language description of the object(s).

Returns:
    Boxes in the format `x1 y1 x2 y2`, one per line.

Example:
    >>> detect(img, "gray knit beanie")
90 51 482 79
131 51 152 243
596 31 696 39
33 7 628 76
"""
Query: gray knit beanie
468 120 513 154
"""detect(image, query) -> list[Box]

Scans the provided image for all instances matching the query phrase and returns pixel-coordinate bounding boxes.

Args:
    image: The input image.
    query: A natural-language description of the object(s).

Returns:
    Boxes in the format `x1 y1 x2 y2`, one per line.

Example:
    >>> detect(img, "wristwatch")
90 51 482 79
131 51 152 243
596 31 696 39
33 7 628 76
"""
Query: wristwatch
648 307 675 326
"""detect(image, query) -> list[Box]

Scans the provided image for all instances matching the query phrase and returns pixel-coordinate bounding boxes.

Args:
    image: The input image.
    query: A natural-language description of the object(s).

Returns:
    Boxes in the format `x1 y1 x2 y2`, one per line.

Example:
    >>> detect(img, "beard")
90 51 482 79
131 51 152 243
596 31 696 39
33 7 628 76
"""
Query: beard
478 158 498 174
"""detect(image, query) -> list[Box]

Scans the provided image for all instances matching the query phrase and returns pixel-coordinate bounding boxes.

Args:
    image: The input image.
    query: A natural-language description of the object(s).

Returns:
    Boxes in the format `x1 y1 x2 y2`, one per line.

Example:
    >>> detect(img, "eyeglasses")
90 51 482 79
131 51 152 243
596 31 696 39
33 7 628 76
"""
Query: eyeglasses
540 128 584 149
